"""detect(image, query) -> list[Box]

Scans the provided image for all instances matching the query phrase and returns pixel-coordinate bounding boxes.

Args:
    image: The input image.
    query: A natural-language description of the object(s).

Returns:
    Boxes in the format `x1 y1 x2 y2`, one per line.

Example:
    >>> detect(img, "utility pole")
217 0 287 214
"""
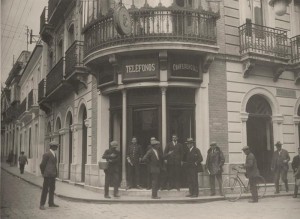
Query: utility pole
26 26 29 51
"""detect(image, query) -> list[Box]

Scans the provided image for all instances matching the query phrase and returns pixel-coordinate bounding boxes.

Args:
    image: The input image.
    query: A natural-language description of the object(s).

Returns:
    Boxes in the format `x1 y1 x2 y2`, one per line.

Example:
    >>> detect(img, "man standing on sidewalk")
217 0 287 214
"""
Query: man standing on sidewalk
102 141 121 198
18 151 28 174
127 137 142 189
242 146 260 203
39 141 60 210
271 141 290 194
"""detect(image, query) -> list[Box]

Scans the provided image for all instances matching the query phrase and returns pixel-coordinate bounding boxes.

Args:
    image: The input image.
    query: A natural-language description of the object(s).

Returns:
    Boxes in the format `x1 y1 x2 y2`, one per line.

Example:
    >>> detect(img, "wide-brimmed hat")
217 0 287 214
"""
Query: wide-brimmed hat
110 141 119 147
242 146 250 151
185 138 195 143
210 141 217 146
49 141 60 147
275 141 282 147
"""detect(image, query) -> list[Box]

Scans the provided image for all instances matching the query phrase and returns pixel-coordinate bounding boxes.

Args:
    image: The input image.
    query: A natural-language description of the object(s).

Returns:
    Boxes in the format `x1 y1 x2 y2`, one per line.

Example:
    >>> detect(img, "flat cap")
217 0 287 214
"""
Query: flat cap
110 141 119 147
185 138 195 143
275 141 282 147
210 141 217 146
242 146 250 151
49 141 60 147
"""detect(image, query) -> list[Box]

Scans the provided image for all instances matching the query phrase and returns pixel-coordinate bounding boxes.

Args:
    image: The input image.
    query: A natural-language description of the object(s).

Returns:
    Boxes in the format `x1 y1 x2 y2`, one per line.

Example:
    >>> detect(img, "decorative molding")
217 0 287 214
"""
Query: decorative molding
159 50 168 71
84 119 90 128
294 116 300 125
240 112 249 122
70 123 82 132
58 128 69 135
272 114 284 124
161 87 167 95
202 54 215 73
273 66 285 82
243 59 255 78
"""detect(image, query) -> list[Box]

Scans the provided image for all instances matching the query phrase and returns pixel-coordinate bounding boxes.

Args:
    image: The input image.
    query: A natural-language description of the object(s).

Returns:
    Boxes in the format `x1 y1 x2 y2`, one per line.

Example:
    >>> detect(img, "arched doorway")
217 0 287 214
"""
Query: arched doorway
55 118 62 175
66 112 73 180
78 105 87 182
246 95 274 182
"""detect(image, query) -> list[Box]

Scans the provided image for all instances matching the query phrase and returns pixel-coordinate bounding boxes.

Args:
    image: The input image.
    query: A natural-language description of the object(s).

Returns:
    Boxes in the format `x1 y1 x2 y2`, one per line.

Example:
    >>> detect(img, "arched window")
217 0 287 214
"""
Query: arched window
246 94 272 116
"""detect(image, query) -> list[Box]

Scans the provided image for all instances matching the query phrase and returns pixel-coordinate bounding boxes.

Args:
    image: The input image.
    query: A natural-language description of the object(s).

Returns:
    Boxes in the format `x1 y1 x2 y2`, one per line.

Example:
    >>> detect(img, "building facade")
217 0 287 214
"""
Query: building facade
2 0 300 191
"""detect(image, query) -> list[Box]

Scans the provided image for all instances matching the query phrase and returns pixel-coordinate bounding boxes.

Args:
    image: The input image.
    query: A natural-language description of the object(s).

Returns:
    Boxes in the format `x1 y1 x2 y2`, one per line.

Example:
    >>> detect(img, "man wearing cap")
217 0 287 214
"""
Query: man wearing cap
39 141 60 210
205 142 225 196
102 141 121 198
242 146 260 203
142 140 163 199
145 137 157 189
271 141 290 193
183 138 203 198
164 134 183 191
291 147 300 198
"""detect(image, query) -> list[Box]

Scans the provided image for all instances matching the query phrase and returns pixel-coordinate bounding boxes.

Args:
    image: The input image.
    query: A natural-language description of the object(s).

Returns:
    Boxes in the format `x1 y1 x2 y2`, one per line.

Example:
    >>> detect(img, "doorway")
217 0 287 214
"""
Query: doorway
246 95 274 182
81 107 87 182
66 112 73 180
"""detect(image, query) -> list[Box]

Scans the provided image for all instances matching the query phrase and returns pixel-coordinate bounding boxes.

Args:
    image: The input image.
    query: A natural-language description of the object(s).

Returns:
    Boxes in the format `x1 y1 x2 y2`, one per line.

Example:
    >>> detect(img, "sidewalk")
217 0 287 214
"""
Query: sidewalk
1 162 294 204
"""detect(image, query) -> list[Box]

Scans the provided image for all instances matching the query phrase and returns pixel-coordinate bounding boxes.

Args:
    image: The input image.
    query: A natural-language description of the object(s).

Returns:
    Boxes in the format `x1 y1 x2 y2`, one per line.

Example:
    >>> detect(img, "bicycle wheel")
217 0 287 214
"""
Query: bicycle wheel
256 175 266 198
222 177 242 202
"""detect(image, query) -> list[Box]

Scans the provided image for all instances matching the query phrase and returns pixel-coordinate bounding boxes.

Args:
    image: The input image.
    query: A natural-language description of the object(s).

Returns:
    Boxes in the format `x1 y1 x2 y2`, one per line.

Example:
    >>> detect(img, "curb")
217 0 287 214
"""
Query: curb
2 167 294 204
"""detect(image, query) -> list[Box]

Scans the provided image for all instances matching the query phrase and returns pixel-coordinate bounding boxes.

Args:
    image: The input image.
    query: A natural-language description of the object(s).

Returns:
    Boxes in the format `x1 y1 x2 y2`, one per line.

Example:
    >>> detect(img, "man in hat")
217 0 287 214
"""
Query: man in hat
164 134 183 191
126 137 142 189
271 141 290 193
145 137 158 189
205 141 225 196
39 141 60 210
18 151 28 174
102 140 121 198
183 138 203 198
241 146 260 203
291 147 300 198
142 140 163 199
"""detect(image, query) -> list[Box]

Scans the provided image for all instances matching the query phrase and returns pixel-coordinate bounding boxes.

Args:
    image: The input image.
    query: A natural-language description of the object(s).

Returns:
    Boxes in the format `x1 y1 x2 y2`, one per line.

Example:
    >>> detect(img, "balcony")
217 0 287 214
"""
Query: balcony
46 57 64 96
239 19 290 80
48 0 75 27
38 79 45 102
19 98 27 117
65 41 85 78
291 35 300 84
83 6 219 60
40 7 53 44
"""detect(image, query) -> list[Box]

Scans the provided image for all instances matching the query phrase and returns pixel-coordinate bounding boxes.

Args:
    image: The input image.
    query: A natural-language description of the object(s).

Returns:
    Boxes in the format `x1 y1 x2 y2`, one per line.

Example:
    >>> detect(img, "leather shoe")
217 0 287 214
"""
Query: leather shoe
114 194 120 198
49 204 59 207
136 185 142 189
293 194 297 198
39 205 46 210
210 193 216 196
185 194 192 197
274 191 280 194
151 196 161 199
191 195 198 198
104 195 111 199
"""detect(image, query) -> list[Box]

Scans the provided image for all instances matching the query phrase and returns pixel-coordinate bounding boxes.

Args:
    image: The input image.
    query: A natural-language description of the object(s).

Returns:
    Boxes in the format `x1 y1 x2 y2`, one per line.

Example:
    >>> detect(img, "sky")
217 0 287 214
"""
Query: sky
1 0 48 86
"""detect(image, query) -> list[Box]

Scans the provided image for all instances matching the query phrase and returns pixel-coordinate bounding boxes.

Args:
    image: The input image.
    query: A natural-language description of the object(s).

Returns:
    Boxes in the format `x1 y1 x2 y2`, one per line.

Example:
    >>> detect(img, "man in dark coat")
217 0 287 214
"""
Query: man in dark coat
271 141 290 193
242 146 260 203
39 141 59 210
145 137 158 189
292 147 300 198
205 142 225 196
183 138 203 198
127 137 142 189
164 134 183 191
142 140 163 199
102 141 121 198
18 151 28 174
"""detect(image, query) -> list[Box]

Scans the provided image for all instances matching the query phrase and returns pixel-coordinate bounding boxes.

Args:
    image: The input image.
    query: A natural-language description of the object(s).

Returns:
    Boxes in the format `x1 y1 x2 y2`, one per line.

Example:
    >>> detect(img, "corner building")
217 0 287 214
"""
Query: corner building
35 0 300 191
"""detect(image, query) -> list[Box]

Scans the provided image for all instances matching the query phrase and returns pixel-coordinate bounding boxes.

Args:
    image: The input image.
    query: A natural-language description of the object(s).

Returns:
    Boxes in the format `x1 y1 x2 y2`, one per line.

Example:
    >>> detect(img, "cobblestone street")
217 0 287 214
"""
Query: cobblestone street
1 170 299 219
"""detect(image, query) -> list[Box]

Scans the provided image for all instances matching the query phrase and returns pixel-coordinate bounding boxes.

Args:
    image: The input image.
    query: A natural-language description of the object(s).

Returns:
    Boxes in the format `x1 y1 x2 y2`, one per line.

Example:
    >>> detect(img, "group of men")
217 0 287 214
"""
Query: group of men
37 138 300 209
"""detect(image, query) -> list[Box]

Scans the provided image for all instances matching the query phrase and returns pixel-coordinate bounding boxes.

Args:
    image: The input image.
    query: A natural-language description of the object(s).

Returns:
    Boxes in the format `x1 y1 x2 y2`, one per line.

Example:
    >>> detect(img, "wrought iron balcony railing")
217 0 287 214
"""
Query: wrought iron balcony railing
83 6 219 57
65 41 84 78
46 58 64 96
291 35 300 63
239 20 290 60
19 98 27 116
28 89 34 109
48 0 59 19
38 79 45 102
40 7 49 34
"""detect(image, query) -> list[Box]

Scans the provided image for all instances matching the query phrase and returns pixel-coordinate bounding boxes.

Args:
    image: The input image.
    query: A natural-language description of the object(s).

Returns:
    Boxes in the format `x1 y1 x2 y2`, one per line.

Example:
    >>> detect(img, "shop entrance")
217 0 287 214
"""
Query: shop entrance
246 95 274 182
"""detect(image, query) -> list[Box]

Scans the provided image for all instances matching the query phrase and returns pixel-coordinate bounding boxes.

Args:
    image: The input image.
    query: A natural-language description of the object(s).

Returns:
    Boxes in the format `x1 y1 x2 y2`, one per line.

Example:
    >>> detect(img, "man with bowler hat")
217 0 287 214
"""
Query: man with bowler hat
292 147 300 198
241 146 260 203
206 141 225 196
127 137 142 189
271 141 290 193
39 141 60 210
102 141 121 198
183 138 203 198
142 140 163 199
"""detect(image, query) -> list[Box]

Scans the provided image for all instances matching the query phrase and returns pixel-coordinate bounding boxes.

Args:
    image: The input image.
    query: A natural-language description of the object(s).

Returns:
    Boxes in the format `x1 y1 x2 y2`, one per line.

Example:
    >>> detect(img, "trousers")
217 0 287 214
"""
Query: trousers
104 170 119 196
249 177 258 201
274 167 288 192
209 173 223 195
40 177 56 206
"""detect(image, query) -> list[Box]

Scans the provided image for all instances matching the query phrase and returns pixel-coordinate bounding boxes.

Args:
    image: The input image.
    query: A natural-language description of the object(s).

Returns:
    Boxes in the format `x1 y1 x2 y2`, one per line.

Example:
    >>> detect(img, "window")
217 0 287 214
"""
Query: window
28 128 32 158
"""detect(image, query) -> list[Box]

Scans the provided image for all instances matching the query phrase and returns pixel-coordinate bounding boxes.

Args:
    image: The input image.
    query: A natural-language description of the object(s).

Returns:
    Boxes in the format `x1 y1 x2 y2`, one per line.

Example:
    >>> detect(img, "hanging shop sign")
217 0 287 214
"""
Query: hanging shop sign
122 56 159 82
114 4 132 36
170 56 201 79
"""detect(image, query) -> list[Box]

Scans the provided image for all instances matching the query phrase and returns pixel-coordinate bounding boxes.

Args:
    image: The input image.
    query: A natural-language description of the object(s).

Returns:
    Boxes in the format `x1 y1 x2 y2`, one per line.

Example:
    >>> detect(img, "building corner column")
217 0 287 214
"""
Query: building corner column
121 89 127 188
161 87 167 151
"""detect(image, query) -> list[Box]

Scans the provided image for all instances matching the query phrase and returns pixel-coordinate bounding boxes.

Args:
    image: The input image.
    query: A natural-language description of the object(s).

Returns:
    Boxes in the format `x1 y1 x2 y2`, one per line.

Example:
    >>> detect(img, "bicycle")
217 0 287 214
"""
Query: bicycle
222 166 267 202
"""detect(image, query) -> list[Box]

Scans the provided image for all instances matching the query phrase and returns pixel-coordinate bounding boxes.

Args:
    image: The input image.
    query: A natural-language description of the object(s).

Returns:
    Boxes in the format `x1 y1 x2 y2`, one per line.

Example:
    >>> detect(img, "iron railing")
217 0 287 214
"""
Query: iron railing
239 20 290 59
38 79 45 102
83 6 218 56
19 98 27 116
65 41 84 78
48 0 59 20
40 7 48 33
291 35 300 63
46 58 64 96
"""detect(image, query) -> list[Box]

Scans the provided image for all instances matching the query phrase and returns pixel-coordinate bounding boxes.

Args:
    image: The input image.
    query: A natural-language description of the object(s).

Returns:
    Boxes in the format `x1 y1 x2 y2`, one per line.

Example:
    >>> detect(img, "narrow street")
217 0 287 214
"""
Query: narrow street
1 170 299 219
